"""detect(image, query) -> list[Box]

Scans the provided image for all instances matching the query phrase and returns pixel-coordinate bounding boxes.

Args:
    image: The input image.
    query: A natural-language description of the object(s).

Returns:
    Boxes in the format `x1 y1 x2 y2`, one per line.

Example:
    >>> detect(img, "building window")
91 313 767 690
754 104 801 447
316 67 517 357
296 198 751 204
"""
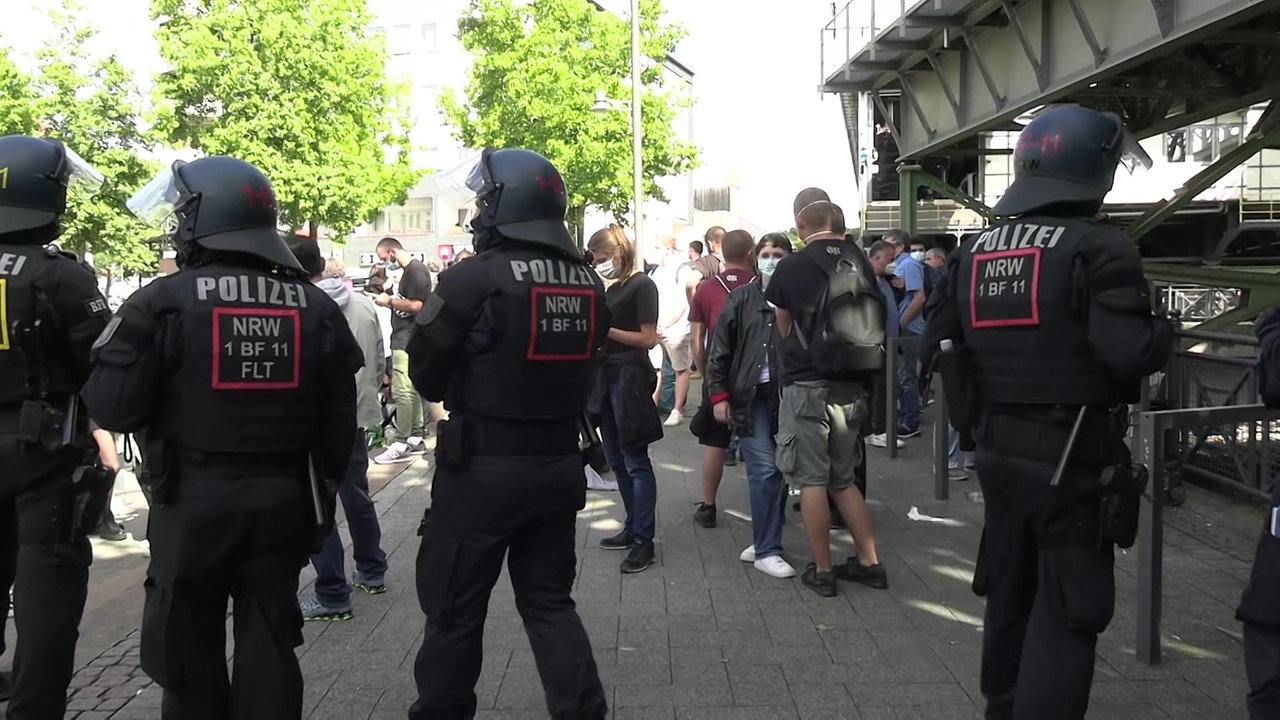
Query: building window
386 198 435 235
422 23 437 52
390 24 411 55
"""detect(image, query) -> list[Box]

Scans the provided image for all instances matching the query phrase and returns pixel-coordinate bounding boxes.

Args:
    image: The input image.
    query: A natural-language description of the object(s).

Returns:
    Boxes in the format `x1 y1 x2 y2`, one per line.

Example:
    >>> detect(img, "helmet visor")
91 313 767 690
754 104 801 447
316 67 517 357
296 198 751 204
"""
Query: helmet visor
1101 111 1154 173
126 161 188 229
437 152 487 194
62 146 105 196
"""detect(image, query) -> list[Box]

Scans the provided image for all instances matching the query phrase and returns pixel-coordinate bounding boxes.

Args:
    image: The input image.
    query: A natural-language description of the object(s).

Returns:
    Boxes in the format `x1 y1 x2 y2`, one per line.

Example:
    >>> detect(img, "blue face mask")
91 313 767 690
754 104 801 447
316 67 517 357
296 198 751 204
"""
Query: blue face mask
385 258 400 271
758 257 780 277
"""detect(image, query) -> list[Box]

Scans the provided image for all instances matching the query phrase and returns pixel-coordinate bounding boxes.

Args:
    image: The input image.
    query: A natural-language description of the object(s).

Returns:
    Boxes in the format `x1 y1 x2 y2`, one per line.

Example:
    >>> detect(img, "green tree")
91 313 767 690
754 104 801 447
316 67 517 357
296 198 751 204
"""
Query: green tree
29 2 159 275
441 0 698 234
150 0 420 239
0 49 37 136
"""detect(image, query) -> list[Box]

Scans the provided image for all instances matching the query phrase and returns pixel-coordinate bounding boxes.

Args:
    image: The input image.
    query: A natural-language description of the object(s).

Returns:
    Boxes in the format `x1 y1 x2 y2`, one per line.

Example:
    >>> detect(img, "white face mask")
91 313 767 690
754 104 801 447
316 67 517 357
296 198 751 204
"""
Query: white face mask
910 250 925 262
758 257 780 277
595 260 618 279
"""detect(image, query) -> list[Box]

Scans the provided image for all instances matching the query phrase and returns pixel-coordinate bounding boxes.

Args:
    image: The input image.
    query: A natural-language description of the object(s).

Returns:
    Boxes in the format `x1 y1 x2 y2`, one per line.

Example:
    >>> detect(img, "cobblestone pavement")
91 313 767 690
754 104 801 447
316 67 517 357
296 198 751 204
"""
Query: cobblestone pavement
1 401 1266 718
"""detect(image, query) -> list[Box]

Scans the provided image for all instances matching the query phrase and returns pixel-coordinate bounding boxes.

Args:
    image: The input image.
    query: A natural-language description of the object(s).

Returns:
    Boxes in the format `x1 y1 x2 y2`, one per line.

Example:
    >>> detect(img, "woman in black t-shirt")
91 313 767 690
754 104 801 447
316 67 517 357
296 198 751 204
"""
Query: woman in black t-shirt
587 225 663 574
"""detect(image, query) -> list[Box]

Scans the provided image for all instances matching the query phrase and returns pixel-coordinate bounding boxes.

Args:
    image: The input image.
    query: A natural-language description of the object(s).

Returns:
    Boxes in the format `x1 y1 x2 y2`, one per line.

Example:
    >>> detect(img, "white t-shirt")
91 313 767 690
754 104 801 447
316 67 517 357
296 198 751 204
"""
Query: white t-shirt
650 260 695 339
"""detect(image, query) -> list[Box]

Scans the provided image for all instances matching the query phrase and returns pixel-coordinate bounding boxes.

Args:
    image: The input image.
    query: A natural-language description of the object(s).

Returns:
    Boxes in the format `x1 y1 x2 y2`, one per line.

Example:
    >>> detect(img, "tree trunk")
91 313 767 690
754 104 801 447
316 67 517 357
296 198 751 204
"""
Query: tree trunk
570 206 586 249
307 221 319 241
103 267 113 300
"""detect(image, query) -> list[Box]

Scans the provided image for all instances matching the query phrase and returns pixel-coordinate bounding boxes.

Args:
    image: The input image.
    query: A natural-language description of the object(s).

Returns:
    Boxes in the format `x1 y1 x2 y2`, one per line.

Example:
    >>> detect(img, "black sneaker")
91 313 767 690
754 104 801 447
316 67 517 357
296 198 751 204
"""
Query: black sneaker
620 541 655 574
693 502 717 528
897 425 922 439
352 573 387 595
834 559 889 589
801 564 837 597
96 512 128 542
723 453 737 467
599 529 634 550
0 670 11 702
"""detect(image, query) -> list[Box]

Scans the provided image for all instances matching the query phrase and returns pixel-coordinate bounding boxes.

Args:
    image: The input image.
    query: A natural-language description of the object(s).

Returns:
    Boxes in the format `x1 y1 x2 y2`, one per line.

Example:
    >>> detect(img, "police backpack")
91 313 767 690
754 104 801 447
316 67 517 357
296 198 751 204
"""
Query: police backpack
795 246 887 380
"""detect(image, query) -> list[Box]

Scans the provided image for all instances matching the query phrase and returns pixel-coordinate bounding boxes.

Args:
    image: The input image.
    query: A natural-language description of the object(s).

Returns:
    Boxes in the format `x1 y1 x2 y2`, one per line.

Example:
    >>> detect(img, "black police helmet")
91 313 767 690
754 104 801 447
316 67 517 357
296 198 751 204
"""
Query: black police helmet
0 135 74 233
171 157 302 271
469 148 577 258
994 106 1149 217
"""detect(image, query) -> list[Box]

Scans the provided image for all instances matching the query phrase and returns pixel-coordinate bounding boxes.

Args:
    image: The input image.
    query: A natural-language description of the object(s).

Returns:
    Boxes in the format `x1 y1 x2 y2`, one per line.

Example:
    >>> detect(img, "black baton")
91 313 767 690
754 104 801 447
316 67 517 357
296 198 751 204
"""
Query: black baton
1050 406 1089 488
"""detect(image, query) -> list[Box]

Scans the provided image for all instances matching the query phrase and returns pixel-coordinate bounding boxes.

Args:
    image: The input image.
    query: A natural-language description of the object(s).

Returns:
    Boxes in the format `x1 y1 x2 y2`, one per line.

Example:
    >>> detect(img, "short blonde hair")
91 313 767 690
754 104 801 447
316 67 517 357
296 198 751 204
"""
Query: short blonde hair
587 224 637 278
322 258 346 280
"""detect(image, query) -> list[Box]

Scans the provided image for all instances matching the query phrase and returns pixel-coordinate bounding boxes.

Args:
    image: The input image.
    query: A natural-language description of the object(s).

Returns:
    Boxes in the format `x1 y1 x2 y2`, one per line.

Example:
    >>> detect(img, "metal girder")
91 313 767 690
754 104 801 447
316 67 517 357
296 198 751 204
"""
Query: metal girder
925 51 964 125
1143 262 1280 332
883 0 1272 159
1129 105 1280 241
897 72 937 141
871 93 903 148
896 164 998 236
1002 0 1051 90
874 38 933 52
1150 0 1176 37
914 170 997 220
1066 0 1108 66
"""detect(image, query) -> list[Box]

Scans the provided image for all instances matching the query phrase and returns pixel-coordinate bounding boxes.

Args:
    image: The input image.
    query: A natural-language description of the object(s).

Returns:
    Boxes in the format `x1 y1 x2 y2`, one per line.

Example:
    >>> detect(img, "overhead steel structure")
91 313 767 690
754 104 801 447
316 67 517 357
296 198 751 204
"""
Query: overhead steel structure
820 0 1280 331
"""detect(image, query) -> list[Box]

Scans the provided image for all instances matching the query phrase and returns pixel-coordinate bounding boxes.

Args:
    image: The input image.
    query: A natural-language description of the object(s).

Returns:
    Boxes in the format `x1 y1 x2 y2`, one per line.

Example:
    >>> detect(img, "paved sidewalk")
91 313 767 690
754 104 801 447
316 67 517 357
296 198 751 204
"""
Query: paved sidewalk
2 401 1265 718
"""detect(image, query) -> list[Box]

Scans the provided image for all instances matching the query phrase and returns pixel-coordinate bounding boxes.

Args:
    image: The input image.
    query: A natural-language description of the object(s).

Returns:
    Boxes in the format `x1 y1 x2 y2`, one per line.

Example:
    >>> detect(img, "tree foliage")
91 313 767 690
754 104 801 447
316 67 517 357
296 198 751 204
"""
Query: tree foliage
28 2 160 274
0 49 37 136
442 0 698 228
150 0 420 238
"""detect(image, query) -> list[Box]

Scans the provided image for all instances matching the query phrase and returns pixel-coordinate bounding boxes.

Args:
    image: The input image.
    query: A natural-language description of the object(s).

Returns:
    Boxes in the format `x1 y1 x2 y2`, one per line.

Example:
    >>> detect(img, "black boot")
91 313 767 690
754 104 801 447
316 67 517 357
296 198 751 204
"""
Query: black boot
97 507 127 542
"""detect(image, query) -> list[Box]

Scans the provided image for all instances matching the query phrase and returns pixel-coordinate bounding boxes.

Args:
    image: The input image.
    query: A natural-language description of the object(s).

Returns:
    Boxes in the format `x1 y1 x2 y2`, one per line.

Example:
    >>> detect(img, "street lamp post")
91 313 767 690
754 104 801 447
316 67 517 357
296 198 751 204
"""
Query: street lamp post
629 0 644 269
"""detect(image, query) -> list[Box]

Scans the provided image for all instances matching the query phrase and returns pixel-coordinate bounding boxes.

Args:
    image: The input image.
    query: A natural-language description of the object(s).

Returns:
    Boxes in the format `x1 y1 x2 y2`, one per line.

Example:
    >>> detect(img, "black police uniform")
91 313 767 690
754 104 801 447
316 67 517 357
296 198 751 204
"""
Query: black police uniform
0 135 113 718
82 156 362 720
406 148 609 720
920 106 1173 719
1239 307 1280 718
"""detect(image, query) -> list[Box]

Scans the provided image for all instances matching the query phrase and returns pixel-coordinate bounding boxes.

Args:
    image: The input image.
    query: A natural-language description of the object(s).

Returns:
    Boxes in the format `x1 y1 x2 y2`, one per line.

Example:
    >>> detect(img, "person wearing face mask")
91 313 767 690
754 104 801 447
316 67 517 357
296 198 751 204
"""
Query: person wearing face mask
372 237 432 463
704 233 795 578
882 228 925 437
687 229 757 529
587 224 663 574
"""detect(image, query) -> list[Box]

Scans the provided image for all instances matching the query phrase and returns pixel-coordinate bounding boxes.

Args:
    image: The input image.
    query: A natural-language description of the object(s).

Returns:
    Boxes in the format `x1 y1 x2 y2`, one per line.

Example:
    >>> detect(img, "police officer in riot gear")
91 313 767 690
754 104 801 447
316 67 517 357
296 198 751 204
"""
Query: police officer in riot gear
406 147 609 720
920 105 1174 719
81 156 362 720
0 135 114 718
1240 306 1280 718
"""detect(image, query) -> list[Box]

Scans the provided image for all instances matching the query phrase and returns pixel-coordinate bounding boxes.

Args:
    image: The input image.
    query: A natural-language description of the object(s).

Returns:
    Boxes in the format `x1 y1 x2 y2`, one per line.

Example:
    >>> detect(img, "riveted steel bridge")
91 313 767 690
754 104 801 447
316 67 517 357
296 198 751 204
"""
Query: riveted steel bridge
820 0 1280 332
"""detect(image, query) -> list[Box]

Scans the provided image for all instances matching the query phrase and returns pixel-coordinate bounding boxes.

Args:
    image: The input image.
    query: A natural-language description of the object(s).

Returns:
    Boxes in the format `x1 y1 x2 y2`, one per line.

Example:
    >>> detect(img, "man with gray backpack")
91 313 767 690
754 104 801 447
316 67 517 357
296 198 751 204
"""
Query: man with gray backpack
765 194 889 597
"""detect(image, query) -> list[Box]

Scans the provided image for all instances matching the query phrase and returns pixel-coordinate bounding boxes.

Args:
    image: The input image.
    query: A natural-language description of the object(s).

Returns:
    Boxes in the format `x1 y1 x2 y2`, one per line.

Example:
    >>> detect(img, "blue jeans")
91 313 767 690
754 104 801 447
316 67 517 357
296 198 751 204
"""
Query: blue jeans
658 353 676 414
897 331 921 430
599 379 658 542
311 429 389 607
737 397 785 559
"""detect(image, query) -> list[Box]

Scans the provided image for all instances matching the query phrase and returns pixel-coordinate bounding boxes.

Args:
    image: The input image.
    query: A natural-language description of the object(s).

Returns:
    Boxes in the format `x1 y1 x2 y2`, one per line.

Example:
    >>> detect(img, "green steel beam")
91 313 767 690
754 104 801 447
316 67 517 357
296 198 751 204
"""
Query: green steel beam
1129 106 1280 242
896 164 996 236
899 164 920 236
914 172 997 222
1144 261 1280 333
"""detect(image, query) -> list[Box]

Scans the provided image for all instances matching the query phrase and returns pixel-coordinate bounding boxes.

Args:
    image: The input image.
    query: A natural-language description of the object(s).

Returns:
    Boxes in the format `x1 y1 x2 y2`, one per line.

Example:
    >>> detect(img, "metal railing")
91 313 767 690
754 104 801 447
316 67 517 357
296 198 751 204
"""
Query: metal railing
820 0 913 83
1133 403 1279 664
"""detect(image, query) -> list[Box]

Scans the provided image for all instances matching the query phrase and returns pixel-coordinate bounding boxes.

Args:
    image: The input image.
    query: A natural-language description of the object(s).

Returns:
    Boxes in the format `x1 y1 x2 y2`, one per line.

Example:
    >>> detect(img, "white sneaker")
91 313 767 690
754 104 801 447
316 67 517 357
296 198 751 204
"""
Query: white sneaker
753 555 796 578
663 409 683 427
739 545 756 563
869 433 905 449
373 442 414 465
404 436 427 454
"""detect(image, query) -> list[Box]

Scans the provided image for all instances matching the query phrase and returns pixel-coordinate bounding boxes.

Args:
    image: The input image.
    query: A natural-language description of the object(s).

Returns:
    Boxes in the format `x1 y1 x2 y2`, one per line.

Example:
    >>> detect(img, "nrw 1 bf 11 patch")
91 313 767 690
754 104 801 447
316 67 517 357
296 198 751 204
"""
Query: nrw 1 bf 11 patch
211 307 301 390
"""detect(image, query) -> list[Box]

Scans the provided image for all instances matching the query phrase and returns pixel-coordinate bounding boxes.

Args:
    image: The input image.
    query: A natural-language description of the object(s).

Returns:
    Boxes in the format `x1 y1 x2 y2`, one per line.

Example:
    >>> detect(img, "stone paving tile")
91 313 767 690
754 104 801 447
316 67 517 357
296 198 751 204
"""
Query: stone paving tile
0 399 1263 719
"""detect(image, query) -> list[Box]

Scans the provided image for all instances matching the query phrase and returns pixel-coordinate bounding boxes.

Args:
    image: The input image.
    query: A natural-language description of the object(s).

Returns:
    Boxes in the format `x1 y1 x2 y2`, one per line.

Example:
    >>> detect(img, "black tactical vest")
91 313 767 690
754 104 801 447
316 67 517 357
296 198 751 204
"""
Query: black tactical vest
147 264 332 453
446 249 608 420
0 246 93 405
956 216 1111 405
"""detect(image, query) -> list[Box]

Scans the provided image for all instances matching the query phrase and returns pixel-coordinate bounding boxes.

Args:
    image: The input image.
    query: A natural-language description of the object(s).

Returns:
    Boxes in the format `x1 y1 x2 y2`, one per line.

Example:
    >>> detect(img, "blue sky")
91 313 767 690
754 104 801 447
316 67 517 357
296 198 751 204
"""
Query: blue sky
4 0 859 230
